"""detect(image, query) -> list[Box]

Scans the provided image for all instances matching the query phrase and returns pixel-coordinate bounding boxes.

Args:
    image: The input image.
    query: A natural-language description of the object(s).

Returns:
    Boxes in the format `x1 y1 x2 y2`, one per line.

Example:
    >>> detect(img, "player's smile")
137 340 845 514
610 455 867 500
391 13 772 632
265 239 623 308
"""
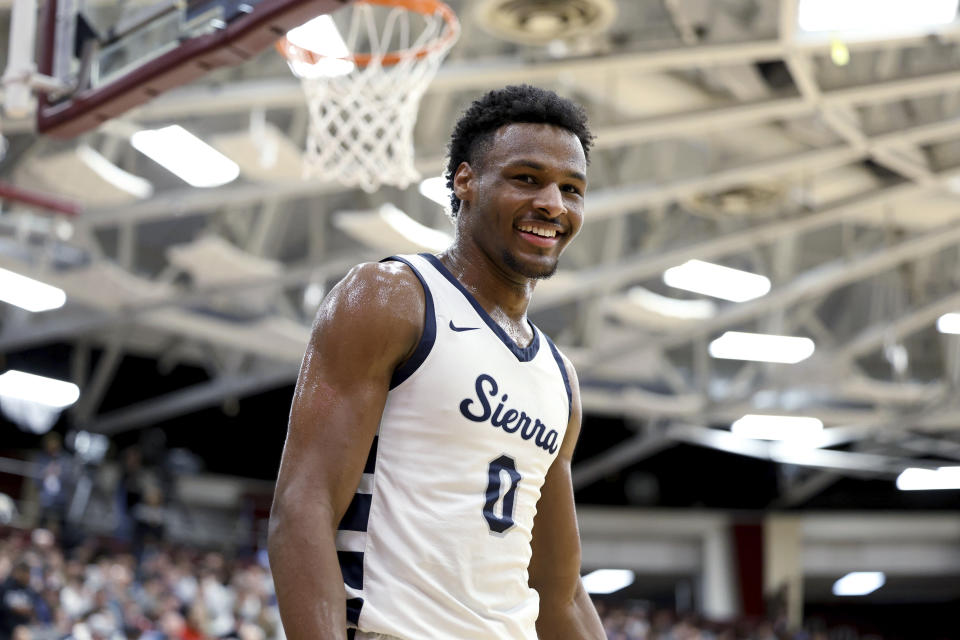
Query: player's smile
514 221 564 248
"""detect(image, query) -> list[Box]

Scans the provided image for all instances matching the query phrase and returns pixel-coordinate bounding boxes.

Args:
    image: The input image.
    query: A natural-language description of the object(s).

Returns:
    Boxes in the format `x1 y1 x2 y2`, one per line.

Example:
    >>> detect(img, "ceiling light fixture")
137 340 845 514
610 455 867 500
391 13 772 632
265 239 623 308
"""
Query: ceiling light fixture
419 176 449 207
77 145 153 199
832 571 886 596
131 125 240 188
798 0 958 33
731 414 824 441
896 466 960 490
581 569 635 595
830 39 850 66
625 287 717 320
663 259 771 302
0 370 80 409
709 331 815 364
0 267 66 312
936 312 960 334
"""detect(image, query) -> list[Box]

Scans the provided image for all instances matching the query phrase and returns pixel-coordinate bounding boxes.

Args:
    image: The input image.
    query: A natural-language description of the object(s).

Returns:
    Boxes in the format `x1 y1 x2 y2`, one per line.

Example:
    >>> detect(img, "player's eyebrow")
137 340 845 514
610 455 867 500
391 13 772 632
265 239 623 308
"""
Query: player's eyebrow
510 160 587 184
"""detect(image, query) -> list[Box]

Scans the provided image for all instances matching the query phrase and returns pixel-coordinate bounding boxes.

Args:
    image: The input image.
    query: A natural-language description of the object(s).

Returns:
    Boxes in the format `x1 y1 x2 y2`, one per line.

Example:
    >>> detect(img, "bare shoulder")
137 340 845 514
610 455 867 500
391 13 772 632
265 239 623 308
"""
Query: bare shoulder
309 260 426 368
332 260 421 306
320 260 423 320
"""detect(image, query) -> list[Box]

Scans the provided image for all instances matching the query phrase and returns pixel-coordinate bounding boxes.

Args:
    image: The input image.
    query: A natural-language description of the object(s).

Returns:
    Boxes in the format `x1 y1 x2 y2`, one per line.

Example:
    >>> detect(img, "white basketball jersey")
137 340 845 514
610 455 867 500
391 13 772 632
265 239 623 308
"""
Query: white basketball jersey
337 253 572 640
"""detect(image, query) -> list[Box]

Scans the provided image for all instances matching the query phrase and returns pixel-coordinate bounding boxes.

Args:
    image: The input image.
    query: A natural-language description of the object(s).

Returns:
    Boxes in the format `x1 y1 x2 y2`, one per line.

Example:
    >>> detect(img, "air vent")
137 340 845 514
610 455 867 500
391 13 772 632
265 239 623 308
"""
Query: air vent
475 0 617 45
683 183 789 219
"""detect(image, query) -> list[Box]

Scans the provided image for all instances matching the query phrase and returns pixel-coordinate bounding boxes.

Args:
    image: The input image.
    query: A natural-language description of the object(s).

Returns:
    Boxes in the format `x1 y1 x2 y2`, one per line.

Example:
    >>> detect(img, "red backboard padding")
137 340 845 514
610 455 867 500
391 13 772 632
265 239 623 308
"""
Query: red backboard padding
37 0 354 138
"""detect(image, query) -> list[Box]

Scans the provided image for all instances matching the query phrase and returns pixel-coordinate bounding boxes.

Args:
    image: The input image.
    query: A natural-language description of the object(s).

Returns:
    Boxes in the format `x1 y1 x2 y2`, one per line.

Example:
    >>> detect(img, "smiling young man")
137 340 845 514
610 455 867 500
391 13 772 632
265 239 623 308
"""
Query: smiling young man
268 85 605 640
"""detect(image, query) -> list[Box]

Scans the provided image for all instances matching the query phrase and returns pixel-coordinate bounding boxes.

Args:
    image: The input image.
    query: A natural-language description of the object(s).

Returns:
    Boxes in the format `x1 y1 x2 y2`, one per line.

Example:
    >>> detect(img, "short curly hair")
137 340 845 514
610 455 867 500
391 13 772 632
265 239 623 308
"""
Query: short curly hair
444 85 593 216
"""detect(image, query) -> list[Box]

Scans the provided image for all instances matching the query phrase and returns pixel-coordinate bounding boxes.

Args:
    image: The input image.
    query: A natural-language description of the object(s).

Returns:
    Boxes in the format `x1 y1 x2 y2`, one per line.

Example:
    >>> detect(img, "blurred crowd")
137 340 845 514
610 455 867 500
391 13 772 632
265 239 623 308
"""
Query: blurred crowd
0 526 889 640
0 529 279 640
594 601 880 640
0 431 894 640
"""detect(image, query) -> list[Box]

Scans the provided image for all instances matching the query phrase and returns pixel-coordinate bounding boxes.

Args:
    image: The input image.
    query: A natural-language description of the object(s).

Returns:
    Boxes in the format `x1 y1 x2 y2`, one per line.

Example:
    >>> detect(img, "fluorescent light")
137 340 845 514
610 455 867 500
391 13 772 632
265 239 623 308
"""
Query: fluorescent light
709 331 815 364
77 145 153 199
0 370 79 409
582 569 635 595
0 268 66 312
663 260 771 302
830 40 850 66
379 203 451 251
285 15 354 78
334 203 452 253
625 287 717 319
937 312 960 334
832 571 886 596
896 466 960 490
419 176 449 207
731 414 823 441
131 125 240 188
799 0 958 33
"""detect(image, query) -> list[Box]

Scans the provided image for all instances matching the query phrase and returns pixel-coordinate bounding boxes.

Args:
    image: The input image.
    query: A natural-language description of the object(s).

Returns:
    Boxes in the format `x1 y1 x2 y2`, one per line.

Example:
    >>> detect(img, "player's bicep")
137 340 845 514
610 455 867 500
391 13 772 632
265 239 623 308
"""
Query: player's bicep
273 262 423 526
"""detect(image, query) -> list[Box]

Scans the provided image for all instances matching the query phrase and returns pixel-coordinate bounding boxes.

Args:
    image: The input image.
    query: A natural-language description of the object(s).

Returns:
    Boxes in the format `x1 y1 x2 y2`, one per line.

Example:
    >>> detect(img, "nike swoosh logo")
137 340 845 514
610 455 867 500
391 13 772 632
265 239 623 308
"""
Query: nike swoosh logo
449 321 480 332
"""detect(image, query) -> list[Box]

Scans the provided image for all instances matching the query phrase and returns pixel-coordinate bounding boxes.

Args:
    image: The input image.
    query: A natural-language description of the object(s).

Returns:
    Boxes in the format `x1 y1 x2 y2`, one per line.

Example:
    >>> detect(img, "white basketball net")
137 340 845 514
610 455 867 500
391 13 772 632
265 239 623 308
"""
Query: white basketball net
287 2 459 192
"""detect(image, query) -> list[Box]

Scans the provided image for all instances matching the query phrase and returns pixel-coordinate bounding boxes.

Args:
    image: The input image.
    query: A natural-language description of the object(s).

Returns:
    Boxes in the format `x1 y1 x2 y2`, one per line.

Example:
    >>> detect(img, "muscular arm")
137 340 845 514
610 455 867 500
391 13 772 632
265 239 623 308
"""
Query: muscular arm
528 355 605 640
268 262 424 640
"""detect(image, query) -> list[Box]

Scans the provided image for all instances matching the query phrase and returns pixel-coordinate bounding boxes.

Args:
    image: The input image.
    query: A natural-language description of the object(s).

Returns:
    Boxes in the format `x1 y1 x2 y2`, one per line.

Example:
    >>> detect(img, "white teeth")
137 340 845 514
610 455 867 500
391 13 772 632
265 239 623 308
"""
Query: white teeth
517 224 557 238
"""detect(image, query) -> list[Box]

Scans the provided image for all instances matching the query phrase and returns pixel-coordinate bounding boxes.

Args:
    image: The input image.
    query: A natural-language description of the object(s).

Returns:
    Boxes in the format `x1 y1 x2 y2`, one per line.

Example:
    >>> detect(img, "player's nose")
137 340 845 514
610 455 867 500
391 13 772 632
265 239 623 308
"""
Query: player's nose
533 183 565 219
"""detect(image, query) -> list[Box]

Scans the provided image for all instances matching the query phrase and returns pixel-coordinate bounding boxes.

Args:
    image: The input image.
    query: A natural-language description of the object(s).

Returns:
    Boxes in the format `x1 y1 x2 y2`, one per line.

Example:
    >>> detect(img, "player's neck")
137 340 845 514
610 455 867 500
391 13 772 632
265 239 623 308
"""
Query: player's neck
439 244 535 323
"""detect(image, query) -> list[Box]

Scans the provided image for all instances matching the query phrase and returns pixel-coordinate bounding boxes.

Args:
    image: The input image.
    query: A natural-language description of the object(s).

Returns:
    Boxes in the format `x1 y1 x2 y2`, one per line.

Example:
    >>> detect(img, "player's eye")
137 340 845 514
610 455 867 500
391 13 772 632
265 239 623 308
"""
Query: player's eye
514 174 536 184
562 184 583 195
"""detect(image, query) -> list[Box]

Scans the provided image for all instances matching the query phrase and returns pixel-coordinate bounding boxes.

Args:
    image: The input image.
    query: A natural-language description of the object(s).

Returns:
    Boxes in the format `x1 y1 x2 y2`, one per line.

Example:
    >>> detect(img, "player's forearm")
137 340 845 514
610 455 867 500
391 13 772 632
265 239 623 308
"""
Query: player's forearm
268 505 349 640
536 579 605 640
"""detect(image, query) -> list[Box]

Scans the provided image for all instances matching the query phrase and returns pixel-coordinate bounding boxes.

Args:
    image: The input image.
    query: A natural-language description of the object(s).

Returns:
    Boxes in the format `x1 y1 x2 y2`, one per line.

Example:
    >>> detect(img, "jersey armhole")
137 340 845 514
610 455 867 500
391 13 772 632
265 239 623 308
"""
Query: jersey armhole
544 335 573 422
381 255 436 390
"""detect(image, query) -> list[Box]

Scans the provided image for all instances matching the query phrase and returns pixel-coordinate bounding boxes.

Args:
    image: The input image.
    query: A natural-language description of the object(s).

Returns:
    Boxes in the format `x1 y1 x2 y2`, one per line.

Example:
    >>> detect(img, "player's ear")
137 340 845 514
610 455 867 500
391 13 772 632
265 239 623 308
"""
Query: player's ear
453 162 475 208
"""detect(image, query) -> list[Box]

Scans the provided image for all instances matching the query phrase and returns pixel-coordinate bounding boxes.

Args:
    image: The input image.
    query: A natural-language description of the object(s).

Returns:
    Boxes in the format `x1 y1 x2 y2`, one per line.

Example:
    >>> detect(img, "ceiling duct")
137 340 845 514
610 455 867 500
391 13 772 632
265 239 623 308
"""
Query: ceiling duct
475 0 617 45
682 182 789 219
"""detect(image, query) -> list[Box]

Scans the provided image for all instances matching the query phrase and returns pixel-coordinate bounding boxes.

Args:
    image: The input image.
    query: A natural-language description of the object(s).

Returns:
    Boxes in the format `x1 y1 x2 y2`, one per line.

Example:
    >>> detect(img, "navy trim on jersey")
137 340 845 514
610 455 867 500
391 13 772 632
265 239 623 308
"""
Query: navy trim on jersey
339 493 372 532
545 335 572 421
363 436 378 474
420 253 541 362
339 551 365 589
382 256 437 389
346 598 364 626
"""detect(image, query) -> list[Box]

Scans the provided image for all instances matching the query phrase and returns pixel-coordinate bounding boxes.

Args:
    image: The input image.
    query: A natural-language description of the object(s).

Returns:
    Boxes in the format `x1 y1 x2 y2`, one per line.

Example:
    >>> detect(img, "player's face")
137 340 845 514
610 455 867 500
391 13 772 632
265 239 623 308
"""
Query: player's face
460 123 587 280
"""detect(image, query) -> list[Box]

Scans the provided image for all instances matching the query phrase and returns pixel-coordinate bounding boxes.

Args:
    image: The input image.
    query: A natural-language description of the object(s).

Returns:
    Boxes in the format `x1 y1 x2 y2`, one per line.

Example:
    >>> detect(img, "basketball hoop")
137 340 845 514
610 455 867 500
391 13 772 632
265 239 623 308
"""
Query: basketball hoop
277 0 460 192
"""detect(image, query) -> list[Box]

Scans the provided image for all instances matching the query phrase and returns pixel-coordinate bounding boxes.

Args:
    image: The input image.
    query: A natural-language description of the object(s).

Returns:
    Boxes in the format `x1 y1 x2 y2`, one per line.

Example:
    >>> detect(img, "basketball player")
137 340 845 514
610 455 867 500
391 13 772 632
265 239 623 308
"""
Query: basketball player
268 85 605 640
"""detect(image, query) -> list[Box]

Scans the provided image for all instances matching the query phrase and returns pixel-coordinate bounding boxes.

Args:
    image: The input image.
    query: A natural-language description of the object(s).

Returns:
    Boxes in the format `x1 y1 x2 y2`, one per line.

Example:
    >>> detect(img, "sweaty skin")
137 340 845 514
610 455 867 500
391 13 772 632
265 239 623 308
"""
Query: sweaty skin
268 122 604 640
269 261 423 640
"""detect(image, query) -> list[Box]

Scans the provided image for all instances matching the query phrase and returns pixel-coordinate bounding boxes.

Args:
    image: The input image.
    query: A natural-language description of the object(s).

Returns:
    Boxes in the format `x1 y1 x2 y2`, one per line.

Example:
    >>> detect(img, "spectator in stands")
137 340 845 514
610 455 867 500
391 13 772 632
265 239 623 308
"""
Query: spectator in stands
0 561 40 640
132 485 167 562
34 433 73 536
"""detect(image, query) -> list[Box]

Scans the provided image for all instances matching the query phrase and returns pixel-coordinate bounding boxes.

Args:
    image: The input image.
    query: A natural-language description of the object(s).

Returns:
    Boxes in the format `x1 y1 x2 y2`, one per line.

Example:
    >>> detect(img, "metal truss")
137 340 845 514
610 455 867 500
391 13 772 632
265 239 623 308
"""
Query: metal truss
7 0 960 496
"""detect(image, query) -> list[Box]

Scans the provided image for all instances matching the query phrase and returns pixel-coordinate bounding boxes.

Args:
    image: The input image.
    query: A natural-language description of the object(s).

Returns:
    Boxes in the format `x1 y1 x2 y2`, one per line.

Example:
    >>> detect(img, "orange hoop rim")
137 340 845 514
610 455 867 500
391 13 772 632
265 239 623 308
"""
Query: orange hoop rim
275 0 459 70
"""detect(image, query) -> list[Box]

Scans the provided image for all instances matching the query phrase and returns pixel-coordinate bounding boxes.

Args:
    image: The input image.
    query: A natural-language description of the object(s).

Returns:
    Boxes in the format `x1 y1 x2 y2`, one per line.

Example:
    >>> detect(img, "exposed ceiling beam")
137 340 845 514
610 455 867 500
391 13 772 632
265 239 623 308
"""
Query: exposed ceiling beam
572 433 674 491
131 37 960 123
646 219 960 345
667 423 950 476
86 97 960 232
0 307 116 352
0 256 364 350
532 178 931 312
87 366 297 435
838 289 960 363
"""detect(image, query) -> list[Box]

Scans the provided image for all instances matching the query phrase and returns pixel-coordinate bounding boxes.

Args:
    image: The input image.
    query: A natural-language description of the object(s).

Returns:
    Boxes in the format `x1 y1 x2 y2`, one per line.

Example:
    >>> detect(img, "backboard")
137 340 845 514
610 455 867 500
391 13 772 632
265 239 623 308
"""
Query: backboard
34 0 354 137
